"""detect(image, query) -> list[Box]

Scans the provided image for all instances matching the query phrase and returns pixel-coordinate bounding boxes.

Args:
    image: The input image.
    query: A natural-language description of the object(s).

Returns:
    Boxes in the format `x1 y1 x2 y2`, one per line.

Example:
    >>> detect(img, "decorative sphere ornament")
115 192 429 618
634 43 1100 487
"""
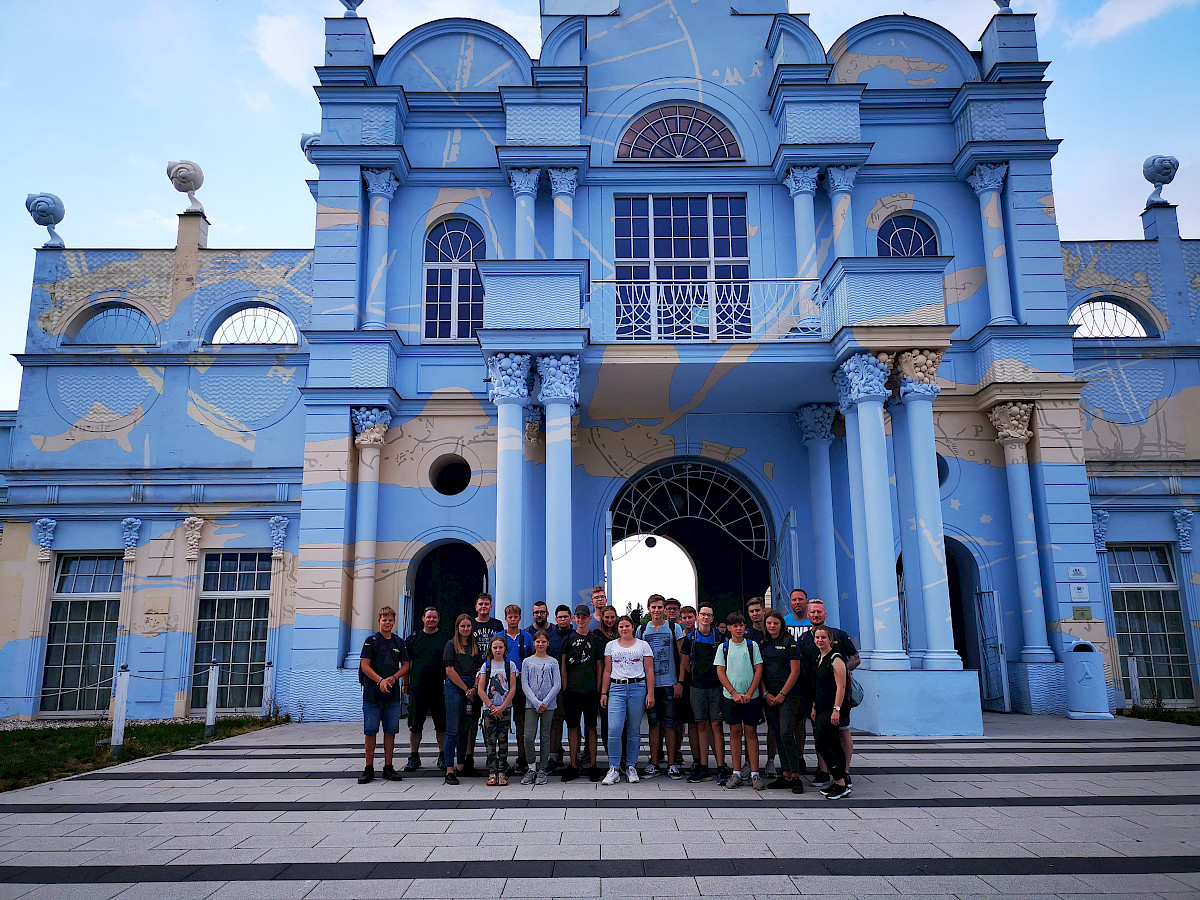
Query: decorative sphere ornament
167 160 206 213
994 0 1013 13
25 192 66 248
1143 155 1180 207
340 0 365 16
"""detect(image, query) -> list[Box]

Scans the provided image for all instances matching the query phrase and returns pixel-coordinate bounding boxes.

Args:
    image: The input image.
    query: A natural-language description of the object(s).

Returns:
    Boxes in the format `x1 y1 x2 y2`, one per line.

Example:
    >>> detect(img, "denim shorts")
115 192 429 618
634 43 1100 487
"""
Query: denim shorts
645 686 677 728
363 699 402 735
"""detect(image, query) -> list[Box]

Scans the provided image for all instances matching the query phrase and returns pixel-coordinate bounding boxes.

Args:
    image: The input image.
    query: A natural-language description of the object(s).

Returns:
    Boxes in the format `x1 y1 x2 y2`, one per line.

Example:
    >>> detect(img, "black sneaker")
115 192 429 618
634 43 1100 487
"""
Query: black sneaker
811 771 832 788
460 764 480 778
381 764 402 782
767 776 790 790
560 765 580 782
434 753 445 768
403 754 421 772
588 766 603 783
510 760 529 776
545 756 561 774
790 777 805 794
824 782 852 800
357 765 374 784
845 773 852 786
444 771 459 785
686 765 712 783
715 766 730 787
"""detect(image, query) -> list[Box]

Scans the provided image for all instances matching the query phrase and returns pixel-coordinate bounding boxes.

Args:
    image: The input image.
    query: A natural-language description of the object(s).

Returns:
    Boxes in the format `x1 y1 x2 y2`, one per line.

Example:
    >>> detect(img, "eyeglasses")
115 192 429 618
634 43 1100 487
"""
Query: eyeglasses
698 611 713 617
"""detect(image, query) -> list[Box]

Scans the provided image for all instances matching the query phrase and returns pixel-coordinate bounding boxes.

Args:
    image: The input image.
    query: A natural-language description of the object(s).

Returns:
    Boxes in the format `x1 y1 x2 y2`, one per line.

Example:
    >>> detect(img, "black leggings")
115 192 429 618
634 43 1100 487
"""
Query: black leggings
813 710 846 782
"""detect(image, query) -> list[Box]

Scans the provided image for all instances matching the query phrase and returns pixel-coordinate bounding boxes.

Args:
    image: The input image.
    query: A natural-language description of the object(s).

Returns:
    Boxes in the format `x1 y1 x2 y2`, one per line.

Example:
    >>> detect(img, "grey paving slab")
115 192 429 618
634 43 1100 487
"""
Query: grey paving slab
306 881 414 899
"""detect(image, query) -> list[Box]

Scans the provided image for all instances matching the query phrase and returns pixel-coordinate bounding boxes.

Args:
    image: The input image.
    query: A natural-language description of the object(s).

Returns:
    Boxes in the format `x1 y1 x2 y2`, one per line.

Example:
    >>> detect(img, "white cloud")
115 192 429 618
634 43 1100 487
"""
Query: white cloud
1063 0 1200 45
251 13 324 91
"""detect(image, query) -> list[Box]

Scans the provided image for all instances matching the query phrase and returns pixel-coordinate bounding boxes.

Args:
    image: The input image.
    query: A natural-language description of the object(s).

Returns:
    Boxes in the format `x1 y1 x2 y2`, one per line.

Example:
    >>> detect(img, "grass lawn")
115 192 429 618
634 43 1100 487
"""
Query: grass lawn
0 716 286 792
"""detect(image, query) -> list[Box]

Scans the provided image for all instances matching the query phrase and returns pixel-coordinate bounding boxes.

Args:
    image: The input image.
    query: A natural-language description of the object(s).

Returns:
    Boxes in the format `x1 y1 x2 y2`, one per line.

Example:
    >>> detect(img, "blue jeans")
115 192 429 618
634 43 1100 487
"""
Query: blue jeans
606 681 646 770
443 682 467 770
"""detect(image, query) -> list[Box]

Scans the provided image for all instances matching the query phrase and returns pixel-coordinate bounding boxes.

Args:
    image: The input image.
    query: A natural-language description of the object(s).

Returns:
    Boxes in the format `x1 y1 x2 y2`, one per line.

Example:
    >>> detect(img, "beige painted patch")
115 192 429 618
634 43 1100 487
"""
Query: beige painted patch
32 404 144 453
982 192 1003 229
316 204 362 230
992 244 1006 259
944 266 987 306
588 345 680 422
187 391 255 451
833 53 948 85
865 193 915 230
831 194 850 244
933 410 1003 468
1038 194 1056 220
763 460 774 480
576 422 676 478
1029 400 1087 466
426 187 495 231
0 522 33 644
907 76 937 86
367 196 390 229
303 437 354 487
1050 618 1117 684
1080 393 1188 462
380 392 497 489
700 441 745 464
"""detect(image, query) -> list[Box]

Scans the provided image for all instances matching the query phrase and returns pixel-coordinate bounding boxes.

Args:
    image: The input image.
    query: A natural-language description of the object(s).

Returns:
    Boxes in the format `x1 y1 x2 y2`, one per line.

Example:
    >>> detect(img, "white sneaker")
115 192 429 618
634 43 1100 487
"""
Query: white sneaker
751 773 766 791
601 767 620 786
725 771 742 789
626 765 640 784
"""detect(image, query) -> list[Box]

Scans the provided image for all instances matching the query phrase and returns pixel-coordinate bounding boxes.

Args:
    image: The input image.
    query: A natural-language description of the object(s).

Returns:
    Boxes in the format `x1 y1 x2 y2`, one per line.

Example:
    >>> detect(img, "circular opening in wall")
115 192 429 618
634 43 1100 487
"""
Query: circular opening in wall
936 454 950 486
430 454 472 496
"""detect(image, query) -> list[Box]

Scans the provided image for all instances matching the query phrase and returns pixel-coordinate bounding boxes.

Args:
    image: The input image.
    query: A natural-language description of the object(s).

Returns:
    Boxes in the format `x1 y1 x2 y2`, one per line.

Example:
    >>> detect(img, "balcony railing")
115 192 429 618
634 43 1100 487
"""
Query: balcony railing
587 279 822 343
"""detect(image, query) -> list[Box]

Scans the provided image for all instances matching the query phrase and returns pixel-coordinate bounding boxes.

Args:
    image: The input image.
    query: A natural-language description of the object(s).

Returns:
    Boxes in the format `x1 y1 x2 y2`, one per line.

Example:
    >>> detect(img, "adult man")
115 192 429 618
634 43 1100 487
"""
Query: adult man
588 584 610 632
681 604 726 783
503 604 535 775
534 603 575 771
463 592 503 775
798 598 860 787
637 594 685 779
402 606 447 772
664 598 682 629
560 603 605 782
782 588 812 641
715 612 764 790
358 606 410 784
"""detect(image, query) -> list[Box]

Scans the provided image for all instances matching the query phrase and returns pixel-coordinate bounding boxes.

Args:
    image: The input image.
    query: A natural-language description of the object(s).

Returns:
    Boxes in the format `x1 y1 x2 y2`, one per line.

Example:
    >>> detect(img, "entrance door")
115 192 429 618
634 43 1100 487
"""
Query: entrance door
412 542 488 633
946 538 1008 712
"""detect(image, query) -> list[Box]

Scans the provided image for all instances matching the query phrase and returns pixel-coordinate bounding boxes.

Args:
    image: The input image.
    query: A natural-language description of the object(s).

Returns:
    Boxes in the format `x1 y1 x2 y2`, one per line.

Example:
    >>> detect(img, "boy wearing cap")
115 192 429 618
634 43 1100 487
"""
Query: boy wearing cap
559 603 605 781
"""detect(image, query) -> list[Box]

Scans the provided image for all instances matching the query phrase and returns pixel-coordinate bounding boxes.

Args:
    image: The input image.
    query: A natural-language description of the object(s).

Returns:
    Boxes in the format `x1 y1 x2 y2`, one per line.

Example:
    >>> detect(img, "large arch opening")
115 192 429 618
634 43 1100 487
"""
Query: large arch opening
946 537 1009 712
611 534 698 614
411 541 488 634
609 460 771 622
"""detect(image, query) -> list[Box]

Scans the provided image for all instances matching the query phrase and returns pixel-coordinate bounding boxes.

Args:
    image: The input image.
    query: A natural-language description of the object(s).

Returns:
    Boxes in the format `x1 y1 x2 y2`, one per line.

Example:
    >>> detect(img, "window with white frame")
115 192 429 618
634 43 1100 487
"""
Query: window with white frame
1107 544 1193 702
876 214 938 258
191 551 271 710
424 219 485 342
41 554 123 713
614 195 750 340
1069 299 1150 338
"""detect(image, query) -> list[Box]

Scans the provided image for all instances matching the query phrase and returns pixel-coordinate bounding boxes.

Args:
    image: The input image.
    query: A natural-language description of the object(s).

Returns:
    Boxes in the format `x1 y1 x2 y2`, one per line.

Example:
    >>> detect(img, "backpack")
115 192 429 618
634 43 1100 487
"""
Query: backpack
847 673 864 709
358 633 402 688
719 637 759 683
483 659 514 684
639 622 682 673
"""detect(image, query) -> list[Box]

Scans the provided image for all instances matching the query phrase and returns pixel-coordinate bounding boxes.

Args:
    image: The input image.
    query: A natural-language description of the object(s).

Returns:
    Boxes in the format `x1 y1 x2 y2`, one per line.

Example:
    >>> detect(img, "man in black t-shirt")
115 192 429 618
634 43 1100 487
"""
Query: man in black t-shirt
359 606 410 784
559 603 605 782
796 599 859 786
463 592 503 775
403 606 449 772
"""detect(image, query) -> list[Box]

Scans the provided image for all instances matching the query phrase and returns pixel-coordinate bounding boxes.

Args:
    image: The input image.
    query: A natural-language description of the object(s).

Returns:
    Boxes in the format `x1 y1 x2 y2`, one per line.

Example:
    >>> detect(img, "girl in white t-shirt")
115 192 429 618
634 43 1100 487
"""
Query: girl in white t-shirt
599 616 655 785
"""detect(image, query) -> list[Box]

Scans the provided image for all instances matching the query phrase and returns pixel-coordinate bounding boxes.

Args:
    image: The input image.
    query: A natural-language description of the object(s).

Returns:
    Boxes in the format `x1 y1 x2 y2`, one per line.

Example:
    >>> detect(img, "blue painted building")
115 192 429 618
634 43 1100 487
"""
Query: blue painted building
2 1 1196 734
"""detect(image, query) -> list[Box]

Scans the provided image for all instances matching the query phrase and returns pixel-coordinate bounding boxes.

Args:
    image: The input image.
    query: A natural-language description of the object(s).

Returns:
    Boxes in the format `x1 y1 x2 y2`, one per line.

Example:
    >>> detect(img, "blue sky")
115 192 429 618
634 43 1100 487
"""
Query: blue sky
1 0 1197 410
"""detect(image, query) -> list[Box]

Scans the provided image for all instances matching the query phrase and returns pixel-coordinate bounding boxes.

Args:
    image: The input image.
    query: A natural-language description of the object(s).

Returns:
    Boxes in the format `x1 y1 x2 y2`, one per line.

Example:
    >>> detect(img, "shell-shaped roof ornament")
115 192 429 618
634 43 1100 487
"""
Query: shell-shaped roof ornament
1143 155 1180 207
26 192 65 248
340 0 365 16
167 160 205 213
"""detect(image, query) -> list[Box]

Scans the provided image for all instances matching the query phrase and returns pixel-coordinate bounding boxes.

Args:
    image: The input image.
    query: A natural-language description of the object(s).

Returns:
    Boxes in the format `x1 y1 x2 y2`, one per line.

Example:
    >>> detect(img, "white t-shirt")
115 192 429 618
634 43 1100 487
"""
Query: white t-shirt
606 639 652 681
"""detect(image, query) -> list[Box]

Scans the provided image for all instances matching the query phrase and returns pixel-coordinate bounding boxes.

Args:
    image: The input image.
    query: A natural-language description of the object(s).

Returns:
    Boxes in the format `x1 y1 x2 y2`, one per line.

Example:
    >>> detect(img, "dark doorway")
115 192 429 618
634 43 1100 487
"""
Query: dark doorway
412 542 488 633
662 518 769 622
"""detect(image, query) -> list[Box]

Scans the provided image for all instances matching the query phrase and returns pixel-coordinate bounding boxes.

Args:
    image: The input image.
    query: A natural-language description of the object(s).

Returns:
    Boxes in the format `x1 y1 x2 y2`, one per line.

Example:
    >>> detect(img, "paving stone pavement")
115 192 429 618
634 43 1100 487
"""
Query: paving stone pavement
0 712 1198 899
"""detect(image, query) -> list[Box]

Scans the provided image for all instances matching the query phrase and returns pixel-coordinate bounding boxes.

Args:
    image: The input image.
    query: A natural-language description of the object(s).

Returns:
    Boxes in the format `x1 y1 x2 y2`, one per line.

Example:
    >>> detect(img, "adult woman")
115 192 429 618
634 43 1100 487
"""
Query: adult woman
810 624 851 799
598 607 619 642
761 610 803 792
599 615 655 785
596 605 622 767
443 613 481 785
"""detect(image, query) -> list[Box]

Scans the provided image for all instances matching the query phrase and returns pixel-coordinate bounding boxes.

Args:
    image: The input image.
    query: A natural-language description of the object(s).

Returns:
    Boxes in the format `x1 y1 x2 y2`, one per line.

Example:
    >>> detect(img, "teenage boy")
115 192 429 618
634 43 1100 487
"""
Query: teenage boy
744 596 773 775
681 604 726 783
560 603 605 782
463 592 503 775
798 599 860 787
537 603 575 771
503 604 535 775
588 584 610 632
716 612 764 790
403 606 448 771
637 594 685 779
358 606 410 784
676 605 699 770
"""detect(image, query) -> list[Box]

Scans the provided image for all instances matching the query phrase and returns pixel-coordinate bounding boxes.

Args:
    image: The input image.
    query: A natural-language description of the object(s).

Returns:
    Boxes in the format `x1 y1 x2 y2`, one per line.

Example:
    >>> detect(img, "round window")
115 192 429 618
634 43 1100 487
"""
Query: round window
430 455 472 496
936 454 950 487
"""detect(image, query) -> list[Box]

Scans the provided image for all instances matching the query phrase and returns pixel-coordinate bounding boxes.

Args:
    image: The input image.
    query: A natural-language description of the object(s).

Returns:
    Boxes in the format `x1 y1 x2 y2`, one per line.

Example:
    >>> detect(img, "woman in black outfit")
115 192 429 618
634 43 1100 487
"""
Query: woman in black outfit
809 624 851 799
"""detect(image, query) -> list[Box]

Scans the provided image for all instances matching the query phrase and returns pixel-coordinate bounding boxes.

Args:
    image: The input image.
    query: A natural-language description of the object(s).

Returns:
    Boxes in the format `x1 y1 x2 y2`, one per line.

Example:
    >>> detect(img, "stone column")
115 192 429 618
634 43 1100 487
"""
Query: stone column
899 350 962 670
489 353 531 610
510 169 541 260
785 167 820 278
838 353 908 668
539 354 580 614
346 407 390 667
825 166 859 261
23 519 58 714
361 169 399 330
796 404 840 626
988 401 1054 662
833 374 873 656
886 393 923 661
967 163 1017 325
548 168 578 261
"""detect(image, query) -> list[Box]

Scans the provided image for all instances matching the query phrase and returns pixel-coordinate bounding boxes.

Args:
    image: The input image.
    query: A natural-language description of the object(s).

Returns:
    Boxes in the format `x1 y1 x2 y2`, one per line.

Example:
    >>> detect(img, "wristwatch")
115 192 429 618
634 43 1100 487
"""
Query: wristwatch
833 705 841 711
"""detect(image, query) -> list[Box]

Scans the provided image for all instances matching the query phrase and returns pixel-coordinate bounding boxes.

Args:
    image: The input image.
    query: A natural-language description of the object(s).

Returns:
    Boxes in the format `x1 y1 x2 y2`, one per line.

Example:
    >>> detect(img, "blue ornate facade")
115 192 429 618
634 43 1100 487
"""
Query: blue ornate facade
2 1 1197 733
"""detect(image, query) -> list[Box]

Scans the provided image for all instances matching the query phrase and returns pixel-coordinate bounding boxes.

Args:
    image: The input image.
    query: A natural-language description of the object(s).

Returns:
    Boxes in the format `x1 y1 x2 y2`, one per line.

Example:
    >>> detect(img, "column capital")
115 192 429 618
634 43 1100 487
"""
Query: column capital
897 348 944 385
121 517 142 562
837 352 891 406
509 168 541 197
1092 509 1110 552
1174 508 1194 552
269 515 289 559
900 380 941 403
988 400 1033 447
784 166 820 198
547 168 578 196
796 403 836 444
352 407 392 446
487 352 531 403
825 165 858 196
537 353 579 406
362 168 400 199
184 516 205 561
967 162 1008 196
34 517 56 562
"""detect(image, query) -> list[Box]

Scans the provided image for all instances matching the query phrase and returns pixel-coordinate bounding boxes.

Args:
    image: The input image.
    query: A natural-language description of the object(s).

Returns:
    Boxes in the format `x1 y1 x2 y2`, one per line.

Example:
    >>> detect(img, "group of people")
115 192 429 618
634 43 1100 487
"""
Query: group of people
357 586 859 800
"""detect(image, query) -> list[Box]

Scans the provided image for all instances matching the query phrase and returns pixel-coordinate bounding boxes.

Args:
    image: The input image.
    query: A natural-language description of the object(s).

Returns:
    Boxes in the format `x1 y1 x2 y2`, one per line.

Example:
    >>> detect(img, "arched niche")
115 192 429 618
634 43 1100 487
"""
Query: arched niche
541 16 585 67
766 16 828 67
828 15 980 89
377 19 532 90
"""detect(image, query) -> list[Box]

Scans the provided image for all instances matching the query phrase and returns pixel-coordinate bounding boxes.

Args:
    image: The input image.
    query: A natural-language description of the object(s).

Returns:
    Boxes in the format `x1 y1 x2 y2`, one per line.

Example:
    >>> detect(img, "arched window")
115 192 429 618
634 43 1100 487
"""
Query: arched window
1069 299 1150 338
617 105 741 160
424 219 485 341
211 306 298 344
877 214 938 258
66 304 156 345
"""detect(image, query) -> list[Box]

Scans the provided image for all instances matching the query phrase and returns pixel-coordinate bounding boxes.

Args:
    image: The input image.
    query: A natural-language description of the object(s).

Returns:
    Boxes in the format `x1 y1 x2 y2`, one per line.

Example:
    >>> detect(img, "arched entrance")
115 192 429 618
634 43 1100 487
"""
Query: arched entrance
412 542 488 633
609 460 771 621
946 537 1009 712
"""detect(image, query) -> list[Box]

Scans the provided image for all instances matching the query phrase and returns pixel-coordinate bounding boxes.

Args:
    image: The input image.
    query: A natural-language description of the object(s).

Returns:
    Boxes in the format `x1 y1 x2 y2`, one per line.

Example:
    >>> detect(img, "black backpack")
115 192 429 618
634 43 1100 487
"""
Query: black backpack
358 633 402 687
